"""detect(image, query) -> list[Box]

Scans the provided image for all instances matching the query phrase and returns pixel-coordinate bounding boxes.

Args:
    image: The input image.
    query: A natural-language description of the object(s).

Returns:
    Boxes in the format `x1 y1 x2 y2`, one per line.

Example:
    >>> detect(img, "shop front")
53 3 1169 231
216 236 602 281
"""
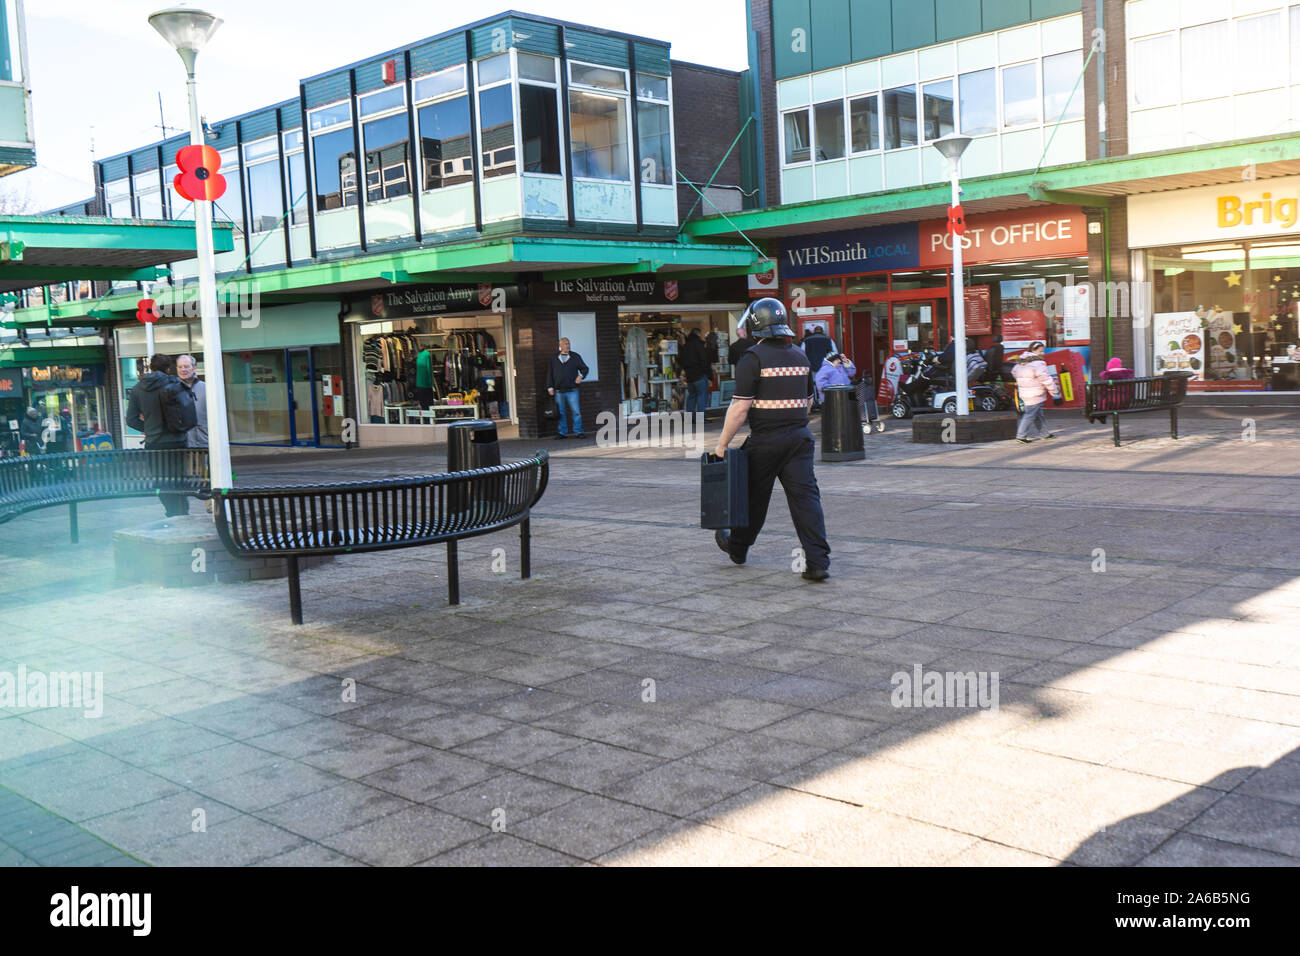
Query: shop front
0 358 110 454
342 276 747 446
777 206 1091 391
343 284 518 448
1129 176 1300 391
113 303 346 448
23 364 110 451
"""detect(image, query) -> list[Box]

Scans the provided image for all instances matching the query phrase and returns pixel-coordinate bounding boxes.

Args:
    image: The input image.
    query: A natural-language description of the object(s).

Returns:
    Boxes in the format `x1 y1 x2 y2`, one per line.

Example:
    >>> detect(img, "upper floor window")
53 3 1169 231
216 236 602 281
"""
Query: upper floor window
882 86 916 149
1042 51 1083 123
213 147 244 236
358 86 411 202
413 64 465 101
519 54 561 175
959 69 996 135
104 178 131 218
783 109 810 164
569 60 630 181
1002 62 1038 127
849 94 879 152
133 170 163 219
922 80 954 142
244 136 283 233
814 100 844 161
415 67 473 191
282 130 308 225
1130 33 1175 108
637 72 672 185
309 101 357 211
476 54 516 178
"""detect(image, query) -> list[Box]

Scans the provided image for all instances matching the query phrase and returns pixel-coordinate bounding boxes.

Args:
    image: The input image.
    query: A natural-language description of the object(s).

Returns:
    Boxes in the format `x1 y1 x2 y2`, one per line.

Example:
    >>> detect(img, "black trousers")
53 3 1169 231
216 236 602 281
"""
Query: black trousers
730 425 830 570
146 438 189 517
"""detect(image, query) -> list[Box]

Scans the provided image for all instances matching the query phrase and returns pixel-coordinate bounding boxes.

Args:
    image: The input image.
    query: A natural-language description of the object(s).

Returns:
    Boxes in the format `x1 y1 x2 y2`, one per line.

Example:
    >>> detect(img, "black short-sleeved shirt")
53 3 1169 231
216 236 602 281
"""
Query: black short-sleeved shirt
734 338 810 433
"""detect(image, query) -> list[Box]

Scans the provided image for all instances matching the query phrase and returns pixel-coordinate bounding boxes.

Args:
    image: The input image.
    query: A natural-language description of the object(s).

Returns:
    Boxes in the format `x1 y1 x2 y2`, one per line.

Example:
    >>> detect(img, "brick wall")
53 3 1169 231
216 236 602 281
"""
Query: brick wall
514 304 621 439
1083 0 1128 160
671 61 745 220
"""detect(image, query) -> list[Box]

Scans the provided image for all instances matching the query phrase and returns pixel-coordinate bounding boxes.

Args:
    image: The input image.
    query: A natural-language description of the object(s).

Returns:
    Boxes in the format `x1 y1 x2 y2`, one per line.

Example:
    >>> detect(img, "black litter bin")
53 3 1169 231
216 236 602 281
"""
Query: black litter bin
821 385 865 462
447 419 501 472
446 420 502 513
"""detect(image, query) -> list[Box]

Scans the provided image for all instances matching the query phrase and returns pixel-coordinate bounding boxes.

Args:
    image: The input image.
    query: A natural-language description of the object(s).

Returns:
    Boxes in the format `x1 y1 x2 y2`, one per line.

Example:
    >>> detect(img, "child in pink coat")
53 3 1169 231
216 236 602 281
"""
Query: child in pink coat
1011 350 1061 442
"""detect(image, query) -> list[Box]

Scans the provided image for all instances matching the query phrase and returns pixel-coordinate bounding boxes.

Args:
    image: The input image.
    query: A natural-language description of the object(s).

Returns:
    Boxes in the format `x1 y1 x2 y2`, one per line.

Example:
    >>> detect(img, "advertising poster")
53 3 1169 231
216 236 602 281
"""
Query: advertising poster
964 286 992 335
1000 278 1048 347
1153 312 1206 379
1062 284 1092 343
1203 308 1249 383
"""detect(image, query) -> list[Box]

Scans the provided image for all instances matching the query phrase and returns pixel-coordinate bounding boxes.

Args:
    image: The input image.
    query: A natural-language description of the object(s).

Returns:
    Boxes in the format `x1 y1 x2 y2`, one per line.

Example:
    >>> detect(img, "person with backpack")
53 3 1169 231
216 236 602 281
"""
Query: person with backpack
126 353 195 517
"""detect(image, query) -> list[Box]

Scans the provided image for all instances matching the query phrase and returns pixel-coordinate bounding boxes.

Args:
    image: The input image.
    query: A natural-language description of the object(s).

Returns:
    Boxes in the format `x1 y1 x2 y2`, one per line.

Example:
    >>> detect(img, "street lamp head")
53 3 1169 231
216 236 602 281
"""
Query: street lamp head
932 132 973 163
148 6 222 73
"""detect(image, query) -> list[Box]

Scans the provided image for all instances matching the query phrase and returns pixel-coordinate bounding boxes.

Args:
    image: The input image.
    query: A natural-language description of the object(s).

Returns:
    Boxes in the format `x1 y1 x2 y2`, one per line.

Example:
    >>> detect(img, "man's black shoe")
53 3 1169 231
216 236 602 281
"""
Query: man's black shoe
715 529 745 565
555 434 566 440
574 432 586 438
801 567 829 582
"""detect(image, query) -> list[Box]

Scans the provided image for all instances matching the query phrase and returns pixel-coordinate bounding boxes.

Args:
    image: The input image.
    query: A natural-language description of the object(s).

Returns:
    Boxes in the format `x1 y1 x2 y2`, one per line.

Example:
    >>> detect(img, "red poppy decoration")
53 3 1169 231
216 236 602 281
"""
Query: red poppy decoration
173 144 227 202
947 204 966 237
136 298 159 324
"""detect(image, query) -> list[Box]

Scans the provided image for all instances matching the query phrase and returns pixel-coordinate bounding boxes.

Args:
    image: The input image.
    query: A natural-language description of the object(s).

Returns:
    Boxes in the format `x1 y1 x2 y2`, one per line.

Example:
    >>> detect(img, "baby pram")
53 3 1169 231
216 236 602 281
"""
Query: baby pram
854 373 885 433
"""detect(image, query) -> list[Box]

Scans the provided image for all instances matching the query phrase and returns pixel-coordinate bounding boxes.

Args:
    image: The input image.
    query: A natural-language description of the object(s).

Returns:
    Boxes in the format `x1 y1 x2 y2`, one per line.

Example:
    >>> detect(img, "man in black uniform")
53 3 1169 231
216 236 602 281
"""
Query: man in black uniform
712 297 830 581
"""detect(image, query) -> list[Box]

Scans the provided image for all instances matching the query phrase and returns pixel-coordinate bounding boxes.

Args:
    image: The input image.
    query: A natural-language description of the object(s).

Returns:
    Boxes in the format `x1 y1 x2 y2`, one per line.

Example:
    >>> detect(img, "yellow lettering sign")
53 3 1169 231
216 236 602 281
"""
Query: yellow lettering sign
1217 192 1300 229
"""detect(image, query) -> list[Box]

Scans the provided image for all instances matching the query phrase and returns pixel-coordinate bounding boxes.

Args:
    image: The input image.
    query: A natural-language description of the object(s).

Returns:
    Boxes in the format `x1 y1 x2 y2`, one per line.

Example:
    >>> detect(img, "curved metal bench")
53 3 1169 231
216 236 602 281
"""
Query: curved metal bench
212 452 549 624
0 448 211 542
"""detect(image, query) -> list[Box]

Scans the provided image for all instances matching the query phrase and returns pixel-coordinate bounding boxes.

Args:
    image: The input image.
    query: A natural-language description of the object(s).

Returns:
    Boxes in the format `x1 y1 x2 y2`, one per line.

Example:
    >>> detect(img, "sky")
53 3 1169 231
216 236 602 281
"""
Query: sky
3 0 750 211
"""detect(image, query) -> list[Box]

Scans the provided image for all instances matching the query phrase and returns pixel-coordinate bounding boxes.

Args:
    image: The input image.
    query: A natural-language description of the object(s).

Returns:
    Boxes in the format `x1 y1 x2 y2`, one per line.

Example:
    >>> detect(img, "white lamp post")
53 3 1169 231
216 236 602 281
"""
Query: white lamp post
933 132 973 416
148 5 230 488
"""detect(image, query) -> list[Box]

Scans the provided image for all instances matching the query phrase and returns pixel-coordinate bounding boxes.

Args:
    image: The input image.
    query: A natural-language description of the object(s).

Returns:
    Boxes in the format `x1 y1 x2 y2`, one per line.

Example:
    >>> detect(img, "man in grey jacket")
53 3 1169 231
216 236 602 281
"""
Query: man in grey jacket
176 354 207 447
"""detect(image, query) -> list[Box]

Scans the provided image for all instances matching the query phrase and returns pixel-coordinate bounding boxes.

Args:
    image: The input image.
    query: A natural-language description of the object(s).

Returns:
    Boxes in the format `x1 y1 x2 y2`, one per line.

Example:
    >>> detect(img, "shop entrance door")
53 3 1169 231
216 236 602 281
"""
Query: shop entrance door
847 303 893 384
890 299 949 353
288 348 316 446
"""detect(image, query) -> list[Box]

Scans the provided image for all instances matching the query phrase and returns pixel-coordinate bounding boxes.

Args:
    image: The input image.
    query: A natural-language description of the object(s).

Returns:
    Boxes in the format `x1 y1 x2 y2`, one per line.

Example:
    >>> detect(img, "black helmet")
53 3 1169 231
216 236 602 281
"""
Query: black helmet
741 297 795 338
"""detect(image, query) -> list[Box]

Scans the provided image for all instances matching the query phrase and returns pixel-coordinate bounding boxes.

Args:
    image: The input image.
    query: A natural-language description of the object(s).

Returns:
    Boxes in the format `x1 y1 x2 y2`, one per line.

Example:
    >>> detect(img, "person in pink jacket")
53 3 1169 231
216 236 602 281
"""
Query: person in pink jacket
1011 349 1061 442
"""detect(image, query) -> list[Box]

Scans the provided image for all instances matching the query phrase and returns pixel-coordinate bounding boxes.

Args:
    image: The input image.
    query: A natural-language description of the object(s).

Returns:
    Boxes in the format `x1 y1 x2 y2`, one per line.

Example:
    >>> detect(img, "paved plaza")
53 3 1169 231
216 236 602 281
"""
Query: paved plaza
1 406 1298 866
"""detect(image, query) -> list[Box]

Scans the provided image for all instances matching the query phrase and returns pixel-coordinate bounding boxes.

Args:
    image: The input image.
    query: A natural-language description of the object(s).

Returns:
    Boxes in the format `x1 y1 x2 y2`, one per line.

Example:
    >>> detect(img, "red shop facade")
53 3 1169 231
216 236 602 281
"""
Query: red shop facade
776 206 1093 387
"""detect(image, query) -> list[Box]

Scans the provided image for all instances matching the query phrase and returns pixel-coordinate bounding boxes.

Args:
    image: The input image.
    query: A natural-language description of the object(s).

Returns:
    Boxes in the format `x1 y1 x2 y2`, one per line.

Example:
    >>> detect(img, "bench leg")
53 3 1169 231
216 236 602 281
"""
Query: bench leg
1170 406 1179 440
520 516 531 581
1112 415 1121 448
68 501 78 544
287 556 303 626
447 539 460 606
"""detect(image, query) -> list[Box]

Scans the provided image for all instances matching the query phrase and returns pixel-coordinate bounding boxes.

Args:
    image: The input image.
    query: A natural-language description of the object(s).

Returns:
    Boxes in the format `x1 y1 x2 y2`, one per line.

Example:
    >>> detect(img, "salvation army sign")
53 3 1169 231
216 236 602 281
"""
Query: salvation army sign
780 207 1087 278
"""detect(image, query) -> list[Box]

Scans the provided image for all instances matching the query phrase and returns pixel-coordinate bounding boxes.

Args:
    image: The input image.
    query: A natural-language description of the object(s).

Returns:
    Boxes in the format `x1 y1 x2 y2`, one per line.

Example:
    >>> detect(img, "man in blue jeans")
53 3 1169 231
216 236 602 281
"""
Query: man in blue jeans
679 327 711 415
546 337 589 439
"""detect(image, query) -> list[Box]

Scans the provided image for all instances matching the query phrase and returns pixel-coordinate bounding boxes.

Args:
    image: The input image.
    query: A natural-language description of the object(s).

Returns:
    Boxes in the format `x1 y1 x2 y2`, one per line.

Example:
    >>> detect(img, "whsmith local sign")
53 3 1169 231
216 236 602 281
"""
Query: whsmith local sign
1127 174 1300 247
781 207 1086 278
